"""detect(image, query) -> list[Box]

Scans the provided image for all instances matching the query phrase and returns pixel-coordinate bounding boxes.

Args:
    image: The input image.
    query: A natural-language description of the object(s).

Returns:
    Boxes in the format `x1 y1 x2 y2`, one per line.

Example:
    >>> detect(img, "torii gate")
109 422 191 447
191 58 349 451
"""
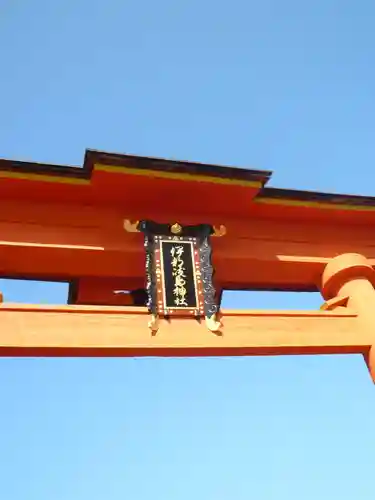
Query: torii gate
1 149 375 382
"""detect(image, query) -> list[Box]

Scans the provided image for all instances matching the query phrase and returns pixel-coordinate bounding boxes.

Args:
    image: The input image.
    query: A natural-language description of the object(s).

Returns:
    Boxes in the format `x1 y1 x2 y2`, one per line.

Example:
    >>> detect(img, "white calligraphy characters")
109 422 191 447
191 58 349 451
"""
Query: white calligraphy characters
170 245 189 306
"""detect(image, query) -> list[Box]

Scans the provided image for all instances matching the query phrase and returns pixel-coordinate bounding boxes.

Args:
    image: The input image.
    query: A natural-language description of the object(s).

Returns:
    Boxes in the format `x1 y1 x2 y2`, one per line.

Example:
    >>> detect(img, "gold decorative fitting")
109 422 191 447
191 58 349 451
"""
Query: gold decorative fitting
148 314 160 333
212 225 227 237
205 314 222 332
171 222 182 234
123 220 140 233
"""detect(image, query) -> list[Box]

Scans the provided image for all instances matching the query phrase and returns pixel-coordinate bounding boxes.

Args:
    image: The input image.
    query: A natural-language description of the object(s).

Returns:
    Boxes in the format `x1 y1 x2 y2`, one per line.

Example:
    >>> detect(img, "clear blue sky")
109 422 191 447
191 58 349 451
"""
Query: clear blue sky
1 1 375 499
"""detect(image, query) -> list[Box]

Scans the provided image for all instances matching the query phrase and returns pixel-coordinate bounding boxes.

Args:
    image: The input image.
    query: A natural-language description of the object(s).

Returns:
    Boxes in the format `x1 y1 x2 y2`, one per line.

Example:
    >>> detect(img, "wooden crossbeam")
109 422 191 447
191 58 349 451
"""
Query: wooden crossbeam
0 304 366 359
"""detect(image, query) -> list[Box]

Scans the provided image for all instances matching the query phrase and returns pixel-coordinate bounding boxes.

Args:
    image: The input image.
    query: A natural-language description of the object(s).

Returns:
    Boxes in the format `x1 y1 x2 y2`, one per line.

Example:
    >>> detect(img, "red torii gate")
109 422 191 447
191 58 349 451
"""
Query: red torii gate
0 150 375 381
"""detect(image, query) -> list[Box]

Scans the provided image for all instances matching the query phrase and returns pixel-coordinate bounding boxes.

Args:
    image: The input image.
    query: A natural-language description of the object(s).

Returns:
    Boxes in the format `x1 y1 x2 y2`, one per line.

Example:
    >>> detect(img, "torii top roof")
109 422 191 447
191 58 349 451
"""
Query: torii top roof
1 149 375 223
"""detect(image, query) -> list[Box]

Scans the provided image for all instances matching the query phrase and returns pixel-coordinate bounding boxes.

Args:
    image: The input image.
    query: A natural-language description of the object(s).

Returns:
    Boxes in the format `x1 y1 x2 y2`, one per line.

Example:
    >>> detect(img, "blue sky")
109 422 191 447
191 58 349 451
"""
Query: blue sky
1 1 375 499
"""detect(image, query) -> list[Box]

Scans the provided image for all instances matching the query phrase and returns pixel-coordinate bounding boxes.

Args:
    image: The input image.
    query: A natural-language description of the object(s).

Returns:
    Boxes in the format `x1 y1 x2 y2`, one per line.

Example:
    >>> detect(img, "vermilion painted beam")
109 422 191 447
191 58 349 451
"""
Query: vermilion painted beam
0 304 365 358
2 193 375 295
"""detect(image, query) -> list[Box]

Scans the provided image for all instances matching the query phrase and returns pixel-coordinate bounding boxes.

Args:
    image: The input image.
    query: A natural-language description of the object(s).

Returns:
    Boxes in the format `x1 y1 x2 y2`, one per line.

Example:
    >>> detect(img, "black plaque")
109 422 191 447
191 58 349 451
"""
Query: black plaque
137 220 219 318
161 240 197 309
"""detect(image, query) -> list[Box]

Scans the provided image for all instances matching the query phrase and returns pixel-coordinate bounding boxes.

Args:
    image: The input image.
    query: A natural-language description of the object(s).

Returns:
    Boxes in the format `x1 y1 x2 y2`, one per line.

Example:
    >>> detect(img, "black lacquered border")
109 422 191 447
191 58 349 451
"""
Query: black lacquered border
143 235 158 315
198 237 219 319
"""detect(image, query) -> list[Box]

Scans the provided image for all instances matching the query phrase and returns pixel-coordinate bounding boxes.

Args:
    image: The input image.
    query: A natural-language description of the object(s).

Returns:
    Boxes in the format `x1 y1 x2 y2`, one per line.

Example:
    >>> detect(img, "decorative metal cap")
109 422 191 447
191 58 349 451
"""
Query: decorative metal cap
171 222 182 235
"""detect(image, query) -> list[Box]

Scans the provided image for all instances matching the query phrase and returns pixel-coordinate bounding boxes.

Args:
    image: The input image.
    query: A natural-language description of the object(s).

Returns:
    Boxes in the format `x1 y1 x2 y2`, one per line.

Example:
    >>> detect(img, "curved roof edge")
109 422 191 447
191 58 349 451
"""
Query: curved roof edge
257 187 375 209
1 149 375 209
84 149 273 184
0 149 272 186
